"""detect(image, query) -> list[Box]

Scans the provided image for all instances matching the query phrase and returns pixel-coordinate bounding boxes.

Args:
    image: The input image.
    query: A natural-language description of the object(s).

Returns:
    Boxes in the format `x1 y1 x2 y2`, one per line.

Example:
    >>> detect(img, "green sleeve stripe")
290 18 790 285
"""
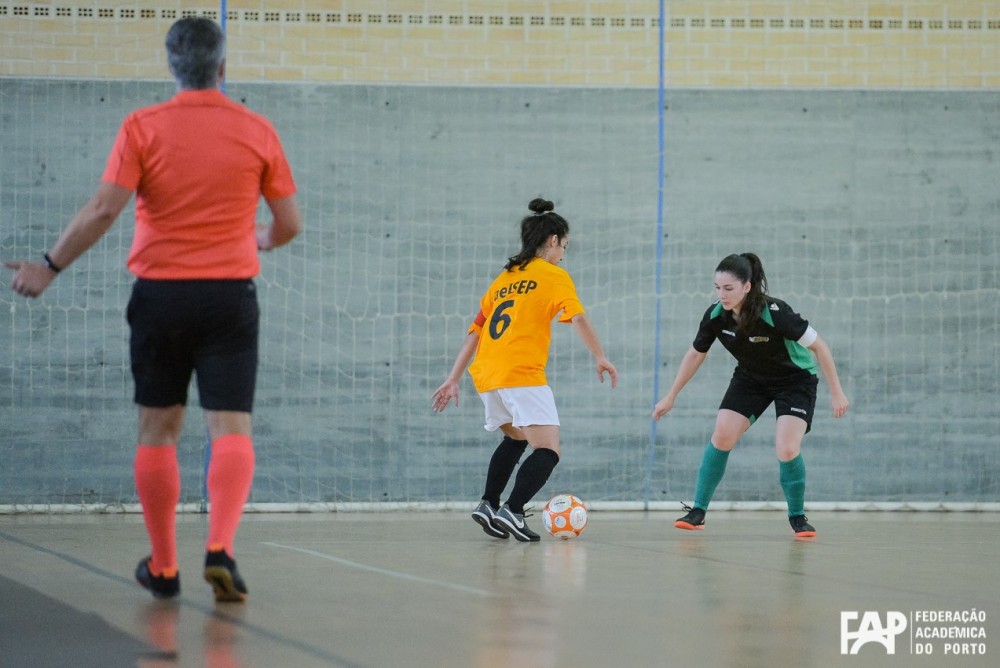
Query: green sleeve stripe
763 304 816 373
785 339 818 374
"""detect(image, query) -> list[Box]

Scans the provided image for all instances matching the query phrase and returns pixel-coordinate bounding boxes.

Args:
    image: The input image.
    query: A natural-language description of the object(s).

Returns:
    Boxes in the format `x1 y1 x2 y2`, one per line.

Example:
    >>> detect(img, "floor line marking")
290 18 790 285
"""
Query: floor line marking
262 542 496 597
0 529 363 668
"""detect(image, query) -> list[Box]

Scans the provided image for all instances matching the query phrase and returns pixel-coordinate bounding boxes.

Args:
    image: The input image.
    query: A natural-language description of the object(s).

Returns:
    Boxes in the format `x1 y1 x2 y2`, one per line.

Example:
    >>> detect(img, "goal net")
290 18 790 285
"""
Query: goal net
2 79 998 511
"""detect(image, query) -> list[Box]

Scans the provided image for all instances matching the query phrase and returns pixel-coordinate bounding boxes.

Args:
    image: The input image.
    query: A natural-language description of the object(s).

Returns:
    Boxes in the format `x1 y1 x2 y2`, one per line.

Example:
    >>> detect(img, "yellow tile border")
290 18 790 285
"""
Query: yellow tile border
1 6 997 32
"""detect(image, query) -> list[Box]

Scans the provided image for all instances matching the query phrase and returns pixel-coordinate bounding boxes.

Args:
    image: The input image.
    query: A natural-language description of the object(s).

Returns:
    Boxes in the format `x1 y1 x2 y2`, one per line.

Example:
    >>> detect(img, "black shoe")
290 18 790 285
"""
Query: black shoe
493 504 541 542
135 557 180 599
472 500 509 539
204 549 248 603
674 504 706 530
789 514 816 538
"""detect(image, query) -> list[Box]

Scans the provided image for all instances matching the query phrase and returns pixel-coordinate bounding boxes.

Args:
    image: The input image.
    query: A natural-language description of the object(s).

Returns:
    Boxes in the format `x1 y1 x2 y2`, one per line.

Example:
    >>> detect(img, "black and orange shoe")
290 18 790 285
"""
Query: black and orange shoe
674 504 706 530
204 549 248 603
135 557 180 599
789 514 816 538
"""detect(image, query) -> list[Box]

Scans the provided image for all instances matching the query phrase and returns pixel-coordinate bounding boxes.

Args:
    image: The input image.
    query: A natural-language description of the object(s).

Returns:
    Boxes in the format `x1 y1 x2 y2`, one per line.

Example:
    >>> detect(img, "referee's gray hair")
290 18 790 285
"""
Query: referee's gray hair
165 17 225 90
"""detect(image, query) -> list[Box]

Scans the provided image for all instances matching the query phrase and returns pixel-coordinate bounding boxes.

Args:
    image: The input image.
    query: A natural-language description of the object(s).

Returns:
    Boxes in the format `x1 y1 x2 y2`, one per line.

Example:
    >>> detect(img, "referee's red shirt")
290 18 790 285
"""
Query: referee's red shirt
102 89 297 279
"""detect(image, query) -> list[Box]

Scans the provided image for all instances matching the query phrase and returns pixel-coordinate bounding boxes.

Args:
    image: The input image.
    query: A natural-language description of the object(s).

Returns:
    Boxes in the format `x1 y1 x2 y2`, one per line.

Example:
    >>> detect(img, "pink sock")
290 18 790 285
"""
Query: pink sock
206 434 255 556
134 445 180 575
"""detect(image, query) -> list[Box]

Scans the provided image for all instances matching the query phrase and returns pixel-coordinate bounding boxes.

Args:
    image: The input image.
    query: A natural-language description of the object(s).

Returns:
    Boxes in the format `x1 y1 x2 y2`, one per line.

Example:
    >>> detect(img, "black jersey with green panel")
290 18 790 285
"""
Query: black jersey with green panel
692 297 818 381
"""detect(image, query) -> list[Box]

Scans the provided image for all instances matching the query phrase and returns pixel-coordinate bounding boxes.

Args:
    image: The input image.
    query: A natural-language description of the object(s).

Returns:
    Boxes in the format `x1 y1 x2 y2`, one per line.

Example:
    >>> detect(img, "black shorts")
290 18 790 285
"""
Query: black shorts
719 367 819 433
127 279 259 412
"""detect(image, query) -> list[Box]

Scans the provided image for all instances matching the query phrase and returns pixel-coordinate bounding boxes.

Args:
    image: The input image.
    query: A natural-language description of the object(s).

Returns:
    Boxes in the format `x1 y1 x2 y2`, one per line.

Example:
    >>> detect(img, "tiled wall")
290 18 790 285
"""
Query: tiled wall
1 1 998 87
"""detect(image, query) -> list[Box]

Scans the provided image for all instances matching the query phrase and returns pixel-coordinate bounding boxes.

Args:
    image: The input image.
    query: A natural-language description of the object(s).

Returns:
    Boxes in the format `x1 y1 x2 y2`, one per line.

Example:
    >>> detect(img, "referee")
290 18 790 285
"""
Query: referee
6 17 301 601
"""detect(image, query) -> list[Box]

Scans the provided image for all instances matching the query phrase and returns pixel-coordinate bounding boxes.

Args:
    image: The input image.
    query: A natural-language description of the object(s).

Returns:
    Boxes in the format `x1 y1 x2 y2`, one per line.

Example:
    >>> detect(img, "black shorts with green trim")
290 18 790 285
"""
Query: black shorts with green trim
719 367 819 433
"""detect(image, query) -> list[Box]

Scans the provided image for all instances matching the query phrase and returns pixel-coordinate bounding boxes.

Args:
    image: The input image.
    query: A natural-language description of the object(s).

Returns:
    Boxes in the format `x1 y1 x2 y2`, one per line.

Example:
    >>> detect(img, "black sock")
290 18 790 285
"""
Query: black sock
506 448 559 514
483 436 528 508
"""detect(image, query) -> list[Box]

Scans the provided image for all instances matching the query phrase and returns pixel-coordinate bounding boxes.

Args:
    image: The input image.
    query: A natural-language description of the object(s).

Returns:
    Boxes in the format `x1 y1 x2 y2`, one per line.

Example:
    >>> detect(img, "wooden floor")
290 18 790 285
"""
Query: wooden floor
1 510 998 668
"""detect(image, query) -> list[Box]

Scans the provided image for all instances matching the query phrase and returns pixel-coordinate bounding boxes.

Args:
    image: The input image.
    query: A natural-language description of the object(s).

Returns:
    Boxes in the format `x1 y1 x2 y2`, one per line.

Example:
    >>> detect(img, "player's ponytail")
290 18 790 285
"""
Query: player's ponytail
716 252 768 333
505 198 570 271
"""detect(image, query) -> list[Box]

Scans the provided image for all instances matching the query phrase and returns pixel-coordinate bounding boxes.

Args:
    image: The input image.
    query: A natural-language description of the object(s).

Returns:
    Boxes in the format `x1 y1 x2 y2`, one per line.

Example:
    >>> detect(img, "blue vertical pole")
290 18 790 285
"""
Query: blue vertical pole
220 0 227 93
201 430 211 513
202 0 228 513
643 0 667 510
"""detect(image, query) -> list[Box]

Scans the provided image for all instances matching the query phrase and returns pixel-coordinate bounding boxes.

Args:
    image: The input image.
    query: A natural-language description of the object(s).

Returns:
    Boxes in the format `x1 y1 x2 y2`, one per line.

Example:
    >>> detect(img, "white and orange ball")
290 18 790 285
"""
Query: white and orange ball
542 494 588 539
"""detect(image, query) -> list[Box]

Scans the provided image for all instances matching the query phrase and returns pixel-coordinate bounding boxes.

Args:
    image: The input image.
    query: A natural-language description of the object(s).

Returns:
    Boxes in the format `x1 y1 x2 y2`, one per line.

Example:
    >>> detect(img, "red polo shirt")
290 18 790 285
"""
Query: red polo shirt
102 89 296 279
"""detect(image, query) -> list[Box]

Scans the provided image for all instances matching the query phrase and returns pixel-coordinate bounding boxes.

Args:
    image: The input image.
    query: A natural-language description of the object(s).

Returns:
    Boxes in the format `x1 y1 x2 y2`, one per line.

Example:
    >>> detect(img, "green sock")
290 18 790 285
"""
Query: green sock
780 454 807 517
693 443 730 510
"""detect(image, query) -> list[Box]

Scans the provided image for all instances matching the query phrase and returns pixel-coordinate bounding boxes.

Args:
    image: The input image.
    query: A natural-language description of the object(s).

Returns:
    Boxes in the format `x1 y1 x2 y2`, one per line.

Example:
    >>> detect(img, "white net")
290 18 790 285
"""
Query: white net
2 80 999 511
655 90 1000 507
240 83 659 506
0 79 658 509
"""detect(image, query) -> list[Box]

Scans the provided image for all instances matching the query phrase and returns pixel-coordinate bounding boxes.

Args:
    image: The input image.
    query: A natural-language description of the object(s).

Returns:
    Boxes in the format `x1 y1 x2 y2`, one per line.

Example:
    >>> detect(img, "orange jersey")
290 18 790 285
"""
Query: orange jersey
468 258 585 392
102 89 297 279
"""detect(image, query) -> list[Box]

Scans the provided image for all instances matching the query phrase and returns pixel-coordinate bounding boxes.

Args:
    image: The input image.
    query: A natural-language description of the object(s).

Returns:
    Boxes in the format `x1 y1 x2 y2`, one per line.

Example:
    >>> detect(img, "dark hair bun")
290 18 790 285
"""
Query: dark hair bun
528 198 554 214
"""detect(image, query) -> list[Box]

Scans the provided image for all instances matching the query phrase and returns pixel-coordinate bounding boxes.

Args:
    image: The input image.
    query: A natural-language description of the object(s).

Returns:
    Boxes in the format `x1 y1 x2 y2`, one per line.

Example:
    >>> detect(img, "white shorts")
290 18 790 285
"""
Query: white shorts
479 386 560 432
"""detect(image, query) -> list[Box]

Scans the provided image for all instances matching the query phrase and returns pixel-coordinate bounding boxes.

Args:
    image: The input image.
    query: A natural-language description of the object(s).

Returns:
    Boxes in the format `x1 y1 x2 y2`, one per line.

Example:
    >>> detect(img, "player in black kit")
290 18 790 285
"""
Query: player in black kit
652 253 849 537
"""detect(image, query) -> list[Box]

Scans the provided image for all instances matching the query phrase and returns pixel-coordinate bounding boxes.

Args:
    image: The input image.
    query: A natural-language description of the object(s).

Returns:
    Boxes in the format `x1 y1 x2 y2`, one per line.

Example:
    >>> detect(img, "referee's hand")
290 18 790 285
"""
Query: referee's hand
6 260 57 298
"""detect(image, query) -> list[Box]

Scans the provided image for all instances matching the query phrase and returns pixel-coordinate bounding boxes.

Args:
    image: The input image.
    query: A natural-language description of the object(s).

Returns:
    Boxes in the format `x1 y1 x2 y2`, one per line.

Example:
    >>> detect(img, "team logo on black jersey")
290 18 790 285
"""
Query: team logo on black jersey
749 336 770 343
770 303 779 310
722 329 736 337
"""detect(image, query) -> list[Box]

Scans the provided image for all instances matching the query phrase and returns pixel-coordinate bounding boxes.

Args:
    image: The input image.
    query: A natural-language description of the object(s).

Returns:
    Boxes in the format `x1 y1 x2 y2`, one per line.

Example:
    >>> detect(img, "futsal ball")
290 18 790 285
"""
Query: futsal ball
542 494 588 539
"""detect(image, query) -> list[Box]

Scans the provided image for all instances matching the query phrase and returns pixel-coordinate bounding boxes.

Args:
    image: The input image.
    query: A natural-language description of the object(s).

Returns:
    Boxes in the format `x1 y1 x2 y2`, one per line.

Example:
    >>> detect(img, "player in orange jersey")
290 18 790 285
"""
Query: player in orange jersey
433 198 617 542
7 17 301 601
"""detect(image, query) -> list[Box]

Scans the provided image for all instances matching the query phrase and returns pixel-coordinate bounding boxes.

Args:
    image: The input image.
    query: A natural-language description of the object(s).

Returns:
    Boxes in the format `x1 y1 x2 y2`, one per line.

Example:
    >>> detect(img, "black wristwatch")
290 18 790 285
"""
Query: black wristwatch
43 252 63 274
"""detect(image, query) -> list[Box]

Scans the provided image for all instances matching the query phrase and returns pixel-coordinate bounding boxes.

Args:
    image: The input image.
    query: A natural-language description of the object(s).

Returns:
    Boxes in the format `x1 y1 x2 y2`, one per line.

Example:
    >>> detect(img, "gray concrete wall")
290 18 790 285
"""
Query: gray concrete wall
1 80 997 506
